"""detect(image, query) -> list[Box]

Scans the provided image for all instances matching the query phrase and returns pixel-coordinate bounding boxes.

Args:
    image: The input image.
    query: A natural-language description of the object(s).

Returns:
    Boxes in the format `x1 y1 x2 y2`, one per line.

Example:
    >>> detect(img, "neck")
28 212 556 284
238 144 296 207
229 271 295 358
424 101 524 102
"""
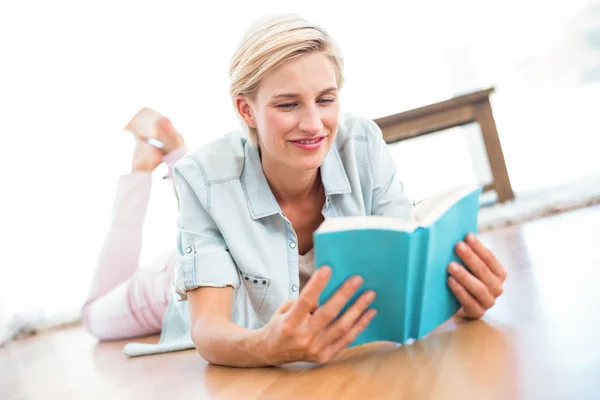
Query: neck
261 155 322 204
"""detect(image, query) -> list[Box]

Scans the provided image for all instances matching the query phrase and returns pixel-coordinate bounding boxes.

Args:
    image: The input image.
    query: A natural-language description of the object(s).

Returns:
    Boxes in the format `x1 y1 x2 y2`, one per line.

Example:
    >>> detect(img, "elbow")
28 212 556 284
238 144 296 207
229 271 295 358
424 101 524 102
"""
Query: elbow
191 321 220 364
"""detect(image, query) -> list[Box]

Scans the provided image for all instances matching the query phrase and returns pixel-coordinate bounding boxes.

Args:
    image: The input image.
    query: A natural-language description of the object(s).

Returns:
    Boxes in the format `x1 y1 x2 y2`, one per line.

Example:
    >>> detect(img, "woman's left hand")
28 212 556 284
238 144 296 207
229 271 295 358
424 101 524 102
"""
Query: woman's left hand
447 233 507 319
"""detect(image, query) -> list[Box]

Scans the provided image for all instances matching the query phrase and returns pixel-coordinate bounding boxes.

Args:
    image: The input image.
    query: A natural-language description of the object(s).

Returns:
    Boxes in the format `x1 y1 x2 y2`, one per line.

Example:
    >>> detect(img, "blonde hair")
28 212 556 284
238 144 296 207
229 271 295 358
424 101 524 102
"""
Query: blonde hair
229 14 344 142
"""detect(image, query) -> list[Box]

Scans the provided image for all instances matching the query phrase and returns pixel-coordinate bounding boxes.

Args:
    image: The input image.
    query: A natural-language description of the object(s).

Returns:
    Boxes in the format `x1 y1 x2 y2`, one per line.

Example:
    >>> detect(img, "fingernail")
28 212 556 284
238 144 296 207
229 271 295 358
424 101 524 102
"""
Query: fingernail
366 290 376 302
466 233 476 243
448 263 459 273
369 309 378 318
350 276 363 287
457 241 467 252
320 266 331 277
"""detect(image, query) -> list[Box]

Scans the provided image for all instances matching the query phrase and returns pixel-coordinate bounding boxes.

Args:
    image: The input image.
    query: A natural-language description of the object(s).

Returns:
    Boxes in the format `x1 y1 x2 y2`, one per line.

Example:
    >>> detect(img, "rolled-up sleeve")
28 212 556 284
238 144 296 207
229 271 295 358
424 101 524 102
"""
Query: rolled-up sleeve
172 157 241 302
366 119 414 219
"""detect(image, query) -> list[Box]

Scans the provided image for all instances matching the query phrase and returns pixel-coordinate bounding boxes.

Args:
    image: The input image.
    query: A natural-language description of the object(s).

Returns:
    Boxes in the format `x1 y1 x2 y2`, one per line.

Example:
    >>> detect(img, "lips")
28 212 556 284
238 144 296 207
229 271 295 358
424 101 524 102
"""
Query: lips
289 136 326 150
291 137 323 144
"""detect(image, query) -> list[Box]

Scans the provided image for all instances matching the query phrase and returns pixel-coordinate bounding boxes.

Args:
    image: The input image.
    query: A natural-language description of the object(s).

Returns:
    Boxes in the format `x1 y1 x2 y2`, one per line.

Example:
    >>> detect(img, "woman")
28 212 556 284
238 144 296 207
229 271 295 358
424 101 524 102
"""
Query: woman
172 13 507 367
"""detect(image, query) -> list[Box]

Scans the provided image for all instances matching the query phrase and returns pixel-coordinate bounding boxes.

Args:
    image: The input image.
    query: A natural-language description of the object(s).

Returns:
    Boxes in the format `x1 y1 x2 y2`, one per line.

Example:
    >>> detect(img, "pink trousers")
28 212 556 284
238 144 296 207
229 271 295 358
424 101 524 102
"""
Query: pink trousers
80 153 184 341
81 253 174 341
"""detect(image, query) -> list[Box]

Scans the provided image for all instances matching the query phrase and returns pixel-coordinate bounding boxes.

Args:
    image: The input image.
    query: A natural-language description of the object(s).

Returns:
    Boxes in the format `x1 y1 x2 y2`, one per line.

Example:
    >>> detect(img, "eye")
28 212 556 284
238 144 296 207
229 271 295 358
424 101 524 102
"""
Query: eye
277 103 297 109
317 98 336 105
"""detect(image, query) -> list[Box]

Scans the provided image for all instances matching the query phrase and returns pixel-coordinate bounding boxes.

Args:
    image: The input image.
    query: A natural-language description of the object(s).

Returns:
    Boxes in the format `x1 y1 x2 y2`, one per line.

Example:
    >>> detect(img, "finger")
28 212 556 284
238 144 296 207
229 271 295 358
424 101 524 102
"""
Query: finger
320 309 377 363
447 262 496 310
277 299 296 315
448 276 486 319
286 266 332 326
309 274 364 332
316 290 376 348
454 241 501 296
465 233 507 281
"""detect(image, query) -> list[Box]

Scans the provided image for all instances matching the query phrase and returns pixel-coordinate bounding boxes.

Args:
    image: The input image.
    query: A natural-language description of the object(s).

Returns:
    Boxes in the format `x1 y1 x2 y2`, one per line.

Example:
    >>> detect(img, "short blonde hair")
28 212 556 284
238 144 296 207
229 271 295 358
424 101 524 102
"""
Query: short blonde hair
229 14 345 142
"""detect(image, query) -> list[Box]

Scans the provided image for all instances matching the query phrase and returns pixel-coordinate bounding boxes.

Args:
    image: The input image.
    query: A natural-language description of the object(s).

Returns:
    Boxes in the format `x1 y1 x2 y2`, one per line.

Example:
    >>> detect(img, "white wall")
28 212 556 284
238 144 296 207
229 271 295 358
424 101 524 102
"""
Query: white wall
1 0 598 328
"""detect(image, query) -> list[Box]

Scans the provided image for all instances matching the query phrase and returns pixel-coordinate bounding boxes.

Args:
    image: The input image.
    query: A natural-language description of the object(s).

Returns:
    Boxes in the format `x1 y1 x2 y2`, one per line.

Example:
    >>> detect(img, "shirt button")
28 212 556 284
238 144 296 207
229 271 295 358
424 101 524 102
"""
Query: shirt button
185 245 192 254
291 285 298 292
289 241 296 249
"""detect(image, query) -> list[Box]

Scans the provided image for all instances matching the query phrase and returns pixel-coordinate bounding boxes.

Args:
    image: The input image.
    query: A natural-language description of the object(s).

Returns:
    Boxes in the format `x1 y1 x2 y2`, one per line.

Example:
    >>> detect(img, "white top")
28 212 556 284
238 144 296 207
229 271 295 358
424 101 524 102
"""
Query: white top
298 248 316 290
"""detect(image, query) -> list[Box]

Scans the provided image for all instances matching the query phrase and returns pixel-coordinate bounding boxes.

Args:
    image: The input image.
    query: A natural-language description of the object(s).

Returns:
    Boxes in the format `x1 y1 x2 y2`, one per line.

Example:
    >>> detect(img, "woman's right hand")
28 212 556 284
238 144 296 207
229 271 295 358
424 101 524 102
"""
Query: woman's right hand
258 266 377 365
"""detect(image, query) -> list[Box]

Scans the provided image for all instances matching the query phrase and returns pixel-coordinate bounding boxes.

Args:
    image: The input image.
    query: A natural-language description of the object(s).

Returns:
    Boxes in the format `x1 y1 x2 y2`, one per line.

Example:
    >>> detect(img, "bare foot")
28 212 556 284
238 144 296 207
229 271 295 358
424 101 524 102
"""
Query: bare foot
124 107 185 155
125 108 166 172
131 138 163 172
155 117 184 154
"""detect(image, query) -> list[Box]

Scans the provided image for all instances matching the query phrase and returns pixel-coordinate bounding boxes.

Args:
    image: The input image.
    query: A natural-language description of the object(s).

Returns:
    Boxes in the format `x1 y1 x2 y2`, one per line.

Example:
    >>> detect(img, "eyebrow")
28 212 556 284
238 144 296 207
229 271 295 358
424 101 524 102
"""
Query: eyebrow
271 87 338 99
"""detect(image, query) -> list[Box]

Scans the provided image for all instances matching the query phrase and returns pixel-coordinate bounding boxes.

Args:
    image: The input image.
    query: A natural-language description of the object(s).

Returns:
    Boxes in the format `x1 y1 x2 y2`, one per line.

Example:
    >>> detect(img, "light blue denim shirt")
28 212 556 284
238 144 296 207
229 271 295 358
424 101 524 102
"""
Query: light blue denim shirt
122 112 414 357
171 112 413 331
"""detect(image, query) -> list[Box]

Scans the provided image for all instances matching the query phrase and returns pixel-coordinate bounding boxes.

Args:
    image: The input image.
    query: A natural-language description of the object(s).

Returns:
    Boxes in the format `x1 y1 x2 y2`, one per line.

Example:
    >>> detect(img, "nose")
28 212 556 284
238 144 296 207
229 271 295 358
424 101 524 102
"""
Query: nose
298 105 323 135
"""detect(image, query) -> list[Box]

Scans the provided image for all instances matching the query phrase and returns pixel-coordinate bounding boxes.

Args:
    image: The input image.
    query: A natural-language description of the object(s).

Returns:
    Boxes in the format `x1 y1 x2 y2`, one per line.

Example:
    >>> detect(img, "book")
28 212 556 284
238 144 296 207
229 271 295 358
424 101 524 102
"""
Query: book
314 184 482 346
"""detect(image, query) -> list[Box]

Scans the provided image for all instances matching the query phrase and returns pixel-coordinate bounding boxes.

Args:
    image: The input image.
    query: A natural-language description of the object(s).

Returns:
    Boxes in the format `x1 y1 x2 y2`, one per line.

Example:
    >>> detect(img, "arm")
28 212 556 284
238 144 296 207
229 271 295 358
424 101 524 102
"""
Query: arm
187 271 377 368
187 286 274 367
173 158 376 367
172 160 272 366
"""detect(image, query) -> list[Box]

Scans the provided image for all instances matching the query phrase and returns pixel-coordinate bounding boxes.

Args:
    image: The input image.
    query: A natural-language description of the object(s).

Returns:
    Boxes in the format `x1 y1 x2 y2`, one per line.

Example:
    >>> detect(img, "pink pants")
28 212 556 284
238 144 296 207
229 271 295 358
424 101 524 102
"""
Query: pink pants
81 256 174 341
80 171 177 341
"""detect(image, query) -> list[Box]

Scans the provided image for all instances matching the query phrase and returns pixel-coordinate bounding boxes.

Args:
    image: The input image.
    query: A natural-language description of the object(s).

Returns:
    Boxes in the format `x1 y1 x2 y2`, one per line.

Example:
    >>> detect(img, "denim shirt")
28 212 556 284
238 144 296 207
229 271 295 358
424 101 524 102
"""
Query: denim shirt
171 112 413 331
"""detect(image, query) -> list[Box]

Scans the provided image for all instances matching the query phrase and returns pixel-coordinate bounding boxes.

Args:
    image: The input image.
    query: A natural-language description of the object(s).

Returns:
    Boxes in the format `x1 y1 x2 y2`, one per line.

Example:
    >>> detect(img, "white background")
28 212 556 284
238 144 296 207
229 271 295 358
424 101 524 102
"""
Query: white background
1 0 598 329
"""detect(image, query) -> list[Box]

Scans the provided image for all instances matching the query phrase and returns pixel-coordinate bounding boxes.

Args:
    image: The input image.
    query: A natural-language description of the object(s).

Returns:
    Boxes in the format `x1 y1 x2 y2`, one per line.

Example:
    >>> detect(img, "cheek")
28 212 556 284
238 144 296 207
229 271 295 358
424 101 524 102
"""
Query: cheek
322 104 340 132
262 109 295 142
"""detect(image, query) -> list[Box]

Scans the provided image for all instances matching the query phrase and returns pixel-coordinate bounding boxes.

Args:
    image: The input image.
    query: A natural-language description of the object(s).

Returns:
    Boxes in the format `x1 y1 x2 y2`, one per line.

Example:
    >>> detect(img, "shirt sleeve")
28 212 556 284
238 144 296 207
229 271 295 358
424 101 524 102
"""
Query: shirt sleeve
366 119 414 219
172 156 241 302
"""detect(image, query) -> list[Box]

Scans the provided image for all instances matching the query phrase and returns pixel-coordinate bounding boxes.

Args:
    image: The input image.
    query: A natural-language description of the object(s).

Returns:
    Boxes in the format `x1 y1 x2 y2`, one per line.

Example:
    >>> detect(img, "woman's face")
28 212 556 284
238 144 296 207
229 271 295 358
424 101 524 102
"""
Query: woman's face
242 52 340 173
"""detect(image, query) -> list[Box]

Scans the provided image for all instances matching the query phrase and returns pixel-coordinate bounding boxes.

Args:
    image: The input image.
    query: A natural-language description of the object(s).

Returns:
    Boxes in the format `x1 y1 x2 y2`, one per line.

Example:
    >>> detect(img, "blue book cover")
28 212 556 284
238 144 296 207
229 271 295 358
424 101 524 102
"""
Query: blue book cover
313 184 482 346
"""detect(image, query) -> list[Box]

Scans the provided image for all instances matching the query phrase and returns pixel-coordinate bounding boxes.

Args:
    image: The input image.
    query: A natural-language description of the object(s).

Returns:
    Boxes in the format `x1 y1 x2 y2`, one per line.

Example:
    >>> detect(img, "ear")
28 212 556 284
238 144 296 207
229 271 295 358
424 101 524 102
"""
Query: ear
235 95 257 129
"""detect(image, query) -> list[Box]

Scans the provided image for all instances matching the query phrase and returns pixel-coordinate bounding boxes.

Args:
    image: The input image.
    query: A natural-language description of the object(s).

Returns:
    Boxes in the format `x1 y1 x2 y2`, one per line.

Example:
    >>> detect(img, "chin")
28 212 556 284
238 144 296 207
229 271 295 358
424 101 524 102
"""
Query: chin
291 153 326 171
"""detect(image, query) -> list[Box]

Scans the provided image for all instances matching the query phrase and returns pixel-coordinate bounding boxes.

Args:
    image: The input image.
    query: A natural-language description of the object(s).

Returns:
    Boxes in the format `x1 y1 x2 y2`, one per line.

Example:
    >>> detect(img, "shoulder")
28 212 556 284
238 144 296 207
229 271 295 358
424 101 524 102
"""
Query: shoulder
173 129 247 187
332 112 385 174
333 112 384 149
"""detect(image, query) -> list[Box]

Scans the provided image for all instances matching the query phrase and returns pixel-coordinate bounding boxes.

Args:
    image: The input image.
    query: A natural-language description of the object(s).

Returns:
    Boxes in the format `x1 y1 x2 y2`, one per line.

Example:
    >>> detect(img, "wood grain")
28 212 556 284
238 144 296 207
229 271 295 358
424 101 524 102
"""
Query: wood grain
2 205 600 399
374 87 515 203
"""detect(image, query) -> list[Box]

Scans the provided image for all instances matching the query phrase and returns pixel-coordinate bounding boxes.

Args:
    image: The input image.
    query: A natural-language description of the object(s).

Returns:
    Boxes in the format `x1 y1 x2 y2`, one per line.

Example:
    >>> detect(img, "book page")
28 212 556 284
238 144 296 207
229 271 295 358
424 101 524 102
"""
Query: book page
413 185 480 226
316 215 418 233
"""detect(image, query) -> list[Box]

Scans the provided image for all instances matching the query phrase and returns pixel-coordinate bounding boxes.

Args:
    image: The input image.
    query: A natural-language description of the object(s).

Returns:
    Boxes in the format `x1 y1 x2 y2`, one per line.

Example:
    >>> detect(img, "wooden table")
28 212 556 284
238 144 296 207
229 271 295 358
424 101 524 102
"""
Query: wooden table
374 88 515 203
2 206 600 399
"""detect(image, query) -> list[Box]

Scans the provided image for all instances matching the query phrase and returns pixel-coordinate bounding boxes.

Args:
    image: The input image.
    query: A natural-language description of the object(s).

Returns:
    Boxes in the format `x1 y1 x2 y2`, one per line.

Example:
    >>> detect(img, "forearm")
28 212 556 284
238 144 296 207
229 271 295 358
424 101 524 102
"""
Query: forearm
192 316 273 368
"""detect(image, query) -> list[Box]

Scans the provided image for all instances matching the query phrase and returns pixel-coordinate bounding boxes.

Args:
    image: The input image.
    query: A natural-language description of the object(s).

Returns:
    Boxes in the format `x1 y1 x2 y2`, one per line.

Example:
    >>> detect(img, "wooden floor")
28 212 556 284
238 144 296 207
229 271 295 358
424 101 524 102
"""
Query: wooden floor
2 205 600 400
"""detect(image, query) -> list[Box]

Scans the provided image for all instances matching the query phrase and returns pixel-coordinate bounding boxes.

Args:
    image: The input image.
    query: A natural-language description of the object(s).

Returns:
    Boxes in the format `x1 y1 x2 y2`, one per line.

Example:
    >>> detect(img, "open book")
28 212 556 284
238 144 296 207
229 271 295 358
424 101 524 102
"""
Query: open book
314 184 482 346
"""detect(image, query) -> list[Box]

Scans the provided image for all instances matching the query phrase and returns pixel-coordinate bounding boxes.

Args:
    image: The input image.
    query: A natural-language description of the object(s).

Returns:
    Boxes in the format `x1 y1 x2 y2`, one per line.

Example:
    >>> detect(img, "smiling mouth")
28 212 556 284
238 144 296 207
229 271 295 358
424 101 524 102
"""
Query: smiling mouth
289 136 326 150
291 137 323 144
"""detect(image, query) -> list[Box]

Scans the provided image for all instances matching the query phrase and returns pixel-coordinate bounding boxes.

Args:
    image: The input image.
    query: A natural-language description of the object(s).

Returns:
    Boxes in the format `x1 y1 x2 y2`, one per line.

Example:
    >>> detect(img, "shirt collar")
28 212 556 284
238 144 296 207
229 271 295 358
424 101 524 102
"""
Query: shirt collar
241 140 351 221
320 142 352 196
